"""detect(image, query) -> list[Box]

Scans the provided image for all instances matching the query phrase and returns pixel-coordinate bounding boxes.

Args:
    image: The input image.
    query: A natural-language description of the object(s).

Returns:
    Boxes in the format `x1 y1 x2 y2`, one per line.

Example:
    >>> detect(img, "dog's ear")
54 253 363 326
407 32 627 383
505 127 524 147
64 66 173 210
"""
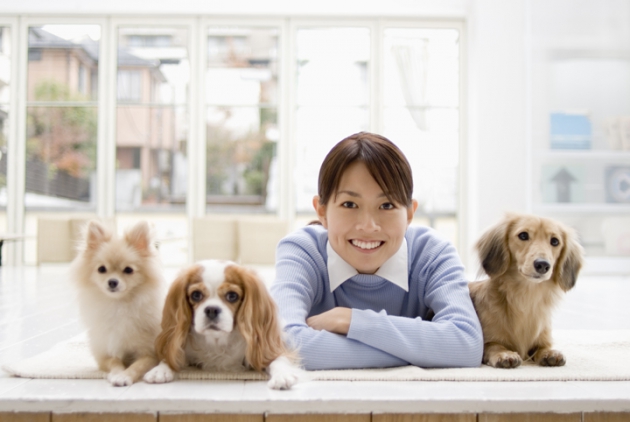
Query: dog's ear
155 266 196 371
85 220 112 251
553 225 584 291
476 217 512 278
228 265 288 372
125 221 154 255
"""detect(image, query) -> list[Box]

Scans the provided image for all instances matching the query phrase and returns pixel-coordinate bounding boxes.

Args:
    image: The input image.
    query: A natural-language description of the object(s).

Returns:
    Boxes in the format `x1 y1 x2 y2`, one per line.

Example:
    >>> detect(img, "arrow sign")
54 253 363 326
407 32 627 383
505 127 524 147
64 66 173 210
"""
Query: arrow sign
551 167 577 203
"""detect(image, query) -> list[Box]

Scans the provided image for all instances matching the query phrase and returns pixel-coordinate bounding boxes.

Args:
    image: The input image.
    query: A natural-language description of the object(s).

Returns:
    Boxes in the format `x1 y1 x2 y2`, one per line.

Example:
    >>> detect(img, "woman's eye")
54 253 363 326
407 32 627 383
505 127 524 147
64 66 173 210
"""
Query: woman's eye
123 267 134 274
550 237 559 247
225 292 239 303
341 201 357 209
190 291 203 302
518 232 529 241
98 265 107 273
381 202 395 210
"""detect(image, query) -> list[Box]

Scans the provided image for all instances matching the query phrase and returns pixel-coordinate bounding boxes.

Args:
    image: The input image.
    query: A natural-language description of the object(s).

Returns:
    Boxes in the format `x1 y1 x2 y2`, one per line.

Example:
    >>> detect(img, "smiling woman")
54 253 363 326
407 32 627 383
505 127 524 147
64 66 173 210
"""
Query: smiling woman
270 131 483 370
312 133 421 278
313 154 416 275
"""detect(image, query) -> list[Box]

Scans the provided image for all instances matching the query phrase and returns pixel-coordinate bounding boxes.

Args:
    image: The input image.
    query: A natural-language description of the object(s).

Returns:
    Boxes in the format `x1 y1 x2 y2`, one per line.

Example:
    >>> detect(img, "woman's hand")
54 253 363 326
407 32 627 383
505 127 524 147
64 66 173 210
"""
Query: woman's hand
306 307 352 335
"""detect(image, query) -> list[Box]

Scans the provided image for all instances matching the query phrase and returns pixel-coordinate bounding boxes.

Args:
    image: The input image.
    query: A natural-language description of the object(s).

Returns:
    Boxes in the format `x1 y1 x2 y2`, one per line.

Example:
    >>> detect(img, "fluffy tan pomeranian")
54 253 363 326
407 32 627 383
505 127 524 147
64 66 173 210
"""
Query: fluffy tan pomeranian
70 220 166 386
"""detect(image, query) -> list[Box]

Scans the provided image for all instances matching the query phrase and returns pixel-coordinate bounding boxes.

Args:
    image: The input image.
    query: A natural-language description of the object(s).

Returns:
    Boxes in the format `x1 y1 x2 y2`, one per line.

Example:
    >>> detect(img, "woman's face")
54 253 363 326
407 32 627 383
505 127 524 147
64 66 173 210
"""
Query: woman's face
313 161 418 274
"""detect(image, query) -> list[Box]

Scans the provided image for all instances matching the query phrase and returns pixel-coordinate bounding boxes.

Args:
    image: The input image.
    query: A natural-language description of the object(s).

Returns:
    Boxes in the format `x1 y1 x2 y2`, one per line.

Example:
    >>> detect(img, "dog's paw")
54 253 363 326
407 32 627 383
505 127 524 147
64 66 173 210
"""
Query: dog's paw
143 361 174 384
267 356 302 390
488 351 522 368
537 349 566 367
267 369 300 390
108 371 134 386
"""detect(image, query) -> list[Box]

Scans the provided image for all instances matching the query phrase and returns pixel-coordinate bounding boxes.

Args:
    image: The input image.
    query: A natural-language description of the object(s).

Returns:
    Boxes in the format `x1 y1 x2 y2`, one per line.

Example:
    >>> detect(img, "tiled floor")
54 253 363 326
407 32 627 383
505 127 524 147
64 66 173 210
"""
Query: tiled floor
0 265 629 414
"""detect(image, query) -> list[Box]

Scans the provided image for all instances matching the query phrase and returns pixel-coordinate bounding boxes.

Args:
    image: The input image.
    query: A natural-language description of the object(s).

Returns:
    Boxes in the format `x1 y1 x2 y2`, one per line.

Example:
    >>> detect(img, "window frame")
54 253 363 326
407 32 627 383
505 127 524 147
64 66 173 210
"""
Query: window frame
16 17 108 265
0 17 18 264
1 15 467 265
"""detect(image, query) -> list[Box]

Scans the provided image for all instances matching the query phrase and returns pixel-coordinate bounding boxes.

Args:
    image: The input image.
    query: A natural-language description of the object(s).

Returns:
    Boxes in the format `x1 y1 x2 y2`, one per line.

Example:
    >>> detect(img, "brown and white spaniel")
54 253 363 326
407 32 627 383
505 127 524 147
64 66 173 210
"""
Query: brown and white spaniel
143 260 301 389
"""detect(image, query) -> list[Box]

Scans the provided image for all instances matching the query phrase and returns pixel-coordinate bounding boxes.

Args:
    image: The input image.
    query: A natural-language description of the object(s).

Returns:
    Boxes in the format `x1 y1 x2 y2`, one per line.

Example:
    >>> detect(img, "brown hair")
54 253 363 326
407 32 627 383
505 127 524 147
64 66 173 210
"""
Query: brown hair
317 132 413 207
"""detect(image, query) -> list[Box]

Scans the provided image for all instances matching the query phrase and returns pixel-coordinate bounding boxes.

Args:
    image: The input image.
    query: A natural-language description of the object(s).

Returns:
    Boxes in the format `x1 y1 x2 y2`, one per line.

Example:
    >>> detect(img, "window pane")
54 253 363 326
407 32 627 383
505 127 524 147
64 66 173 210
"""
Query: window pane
0 26 10 220
117 69 142 102
383 28 460 230
206 105 277 210
206 27 279 213
25 25 100 211
116 27 189 212
116 105 187 210
296 28 369 106
294 27 370 213
25 105 96 209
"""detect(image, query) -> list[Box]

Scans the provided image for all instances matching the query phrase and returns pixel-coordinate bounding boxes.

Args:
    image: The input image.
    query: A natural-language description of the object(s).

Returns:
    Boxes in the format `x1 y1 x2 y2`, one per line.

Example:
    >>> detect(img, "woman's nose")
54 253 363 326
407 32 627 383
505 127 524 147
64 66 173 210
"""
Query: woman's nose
356 211 379 231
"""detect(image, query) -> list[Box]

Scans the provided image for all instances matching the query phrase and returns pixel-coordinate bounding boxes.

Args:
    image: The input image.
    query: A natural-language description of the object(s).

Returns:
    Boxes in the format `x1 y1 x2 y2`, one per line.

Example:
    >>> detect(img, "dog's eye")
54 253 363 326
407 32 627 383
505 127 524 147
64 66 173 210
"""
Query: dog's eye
98 265 107 273
225 292 239 303
550 237 559 247
190 291 203 302
123 267 134 274
518 232 529 241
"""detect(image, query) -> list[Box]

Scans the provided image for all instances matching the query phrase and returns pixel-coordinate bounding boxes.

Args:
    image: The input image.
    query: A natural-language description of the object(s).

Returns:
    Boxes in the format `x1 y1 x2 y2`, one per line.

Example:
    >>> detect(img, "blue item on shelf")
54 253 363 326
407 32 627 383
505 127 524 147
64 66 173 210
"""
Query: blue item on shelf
549 112 592 150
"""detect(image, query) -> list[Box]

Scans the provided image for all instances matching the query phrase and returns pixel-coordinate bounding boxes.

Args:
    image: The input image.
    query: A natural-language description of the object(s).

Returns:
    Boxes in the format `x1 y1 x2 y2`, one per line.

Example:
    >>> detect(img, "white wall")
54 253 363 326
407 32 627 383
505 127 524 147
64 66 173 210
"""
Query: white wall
466 0 529 265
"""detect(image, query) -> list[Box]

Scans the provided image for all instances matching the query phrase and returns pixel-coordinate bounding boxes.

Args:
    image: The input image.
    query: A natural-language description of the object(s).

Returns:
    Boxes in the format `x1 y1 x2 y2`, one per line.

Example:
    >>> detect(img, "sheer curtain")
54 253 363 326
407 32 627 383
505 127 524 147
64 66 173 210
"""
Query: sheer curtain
391 38 429 131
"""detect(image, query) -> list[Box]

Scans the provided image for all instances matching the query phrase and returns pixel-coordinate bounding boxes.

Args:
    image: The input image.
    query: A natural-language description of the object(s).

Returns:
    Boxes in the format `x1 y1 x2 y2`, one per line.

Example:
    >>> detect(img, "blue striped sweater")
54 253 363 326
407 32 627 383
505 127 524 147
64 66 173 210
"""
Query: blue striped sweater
270 224 483 370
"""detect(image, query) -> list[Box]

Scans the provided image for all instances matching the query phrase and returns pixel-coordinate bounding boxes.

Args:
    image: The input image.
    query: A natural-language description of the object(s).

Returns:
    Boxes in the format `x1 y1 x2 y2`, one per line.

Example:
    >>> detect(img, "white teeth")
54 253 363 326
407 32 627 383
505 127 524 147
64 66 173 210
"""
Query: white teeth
351 240 382 250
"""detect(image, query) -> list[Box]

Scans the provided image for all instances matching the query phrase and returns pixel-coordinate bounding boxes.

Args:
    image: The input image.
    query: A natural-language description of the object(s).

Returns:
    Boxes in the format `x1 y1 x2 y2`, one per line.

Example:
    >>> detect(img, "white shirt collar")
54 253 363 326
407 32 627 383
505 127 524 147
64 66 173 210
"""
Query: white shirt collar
327 238 409 293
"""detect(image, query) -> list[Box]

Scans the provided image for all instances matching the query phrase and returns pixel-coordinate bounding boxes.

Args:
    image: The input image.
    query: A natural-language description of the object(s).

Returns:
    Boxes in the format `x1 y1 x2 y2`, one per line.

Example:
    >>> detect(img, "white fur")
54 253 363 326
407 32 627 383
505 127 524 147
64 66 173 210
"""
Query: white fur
77 280 164 364
143 361 174 383
267 355 302 390
192 261 235 335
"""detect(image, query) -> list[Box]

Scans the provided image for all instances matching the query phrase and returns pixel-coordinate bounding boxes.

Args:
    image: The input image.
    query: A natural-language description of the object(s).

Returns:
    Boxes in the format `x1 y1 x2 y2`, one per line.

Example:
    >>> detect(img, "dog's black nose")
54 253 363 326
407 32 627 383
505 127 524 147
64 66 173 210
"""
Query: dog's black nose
204 306 222 320
534 259 551 274
108 279 119 289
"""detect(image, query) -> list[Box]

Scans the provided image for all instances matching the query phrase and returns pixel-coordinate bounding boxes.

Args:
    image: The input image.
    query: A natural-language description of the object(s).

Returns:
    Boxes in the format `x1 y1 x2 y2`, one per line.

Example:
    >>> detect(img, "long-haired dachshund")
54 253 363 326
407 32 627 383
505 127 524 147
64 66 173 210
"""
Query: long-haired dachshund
468 213 584 368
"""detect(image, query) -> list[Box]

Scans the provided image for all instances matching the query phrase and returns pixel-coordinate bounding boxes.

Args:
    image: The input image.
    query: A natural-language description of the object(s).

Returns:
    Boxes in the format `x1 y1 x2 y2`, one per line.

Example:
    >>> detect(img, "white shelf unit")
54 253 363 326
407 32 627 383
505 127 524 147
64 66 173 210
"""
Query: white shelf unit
529 0 630 264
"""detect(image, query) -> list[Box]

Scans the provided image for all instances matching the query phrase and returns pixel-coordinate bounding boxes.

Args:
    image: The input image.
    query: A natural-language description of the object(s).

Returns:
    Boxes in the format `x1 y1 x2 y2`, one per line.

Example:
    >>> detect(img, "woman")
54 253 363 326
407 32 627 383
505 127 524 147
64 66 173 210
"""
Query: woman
270 132 483 370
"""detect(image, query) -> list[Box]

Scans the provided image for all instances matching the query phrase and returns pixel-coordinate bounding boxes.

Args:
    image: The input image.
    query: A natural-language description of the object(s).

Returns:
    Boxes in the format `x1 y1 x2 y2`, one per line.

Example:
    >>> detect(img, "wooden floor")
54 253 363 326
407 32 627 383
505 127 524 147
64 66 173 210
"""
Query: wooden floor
1 412 630 421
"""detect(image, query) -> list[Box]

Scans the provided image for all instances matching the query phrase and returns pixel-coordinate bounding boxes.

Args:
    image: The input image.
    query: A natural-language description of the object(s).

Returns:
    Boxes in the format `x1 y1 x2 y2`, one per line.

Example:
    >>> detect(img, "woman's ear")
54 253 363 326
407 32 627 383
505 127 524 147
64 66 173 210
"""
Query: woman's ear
407 199 419 224
312 196 328 229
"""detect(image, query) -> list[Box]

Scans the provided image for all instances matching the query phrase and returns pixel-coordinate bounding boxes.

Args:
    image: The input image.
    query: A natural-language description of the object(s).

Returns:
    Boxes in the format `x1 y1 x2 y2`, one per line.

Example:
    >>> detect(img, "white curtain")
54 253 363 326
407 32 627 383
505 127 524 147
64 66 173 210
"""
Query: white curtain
391 39 429 131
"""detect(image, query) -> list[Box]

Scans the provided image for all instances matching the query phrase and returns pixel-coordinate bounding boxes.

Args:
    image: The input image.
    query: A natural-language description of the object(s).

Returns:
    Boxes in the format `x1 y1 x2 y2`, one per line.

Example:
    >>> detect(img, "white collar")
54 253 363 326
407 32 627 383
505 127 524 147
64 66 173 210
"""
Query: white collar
327 238 409 293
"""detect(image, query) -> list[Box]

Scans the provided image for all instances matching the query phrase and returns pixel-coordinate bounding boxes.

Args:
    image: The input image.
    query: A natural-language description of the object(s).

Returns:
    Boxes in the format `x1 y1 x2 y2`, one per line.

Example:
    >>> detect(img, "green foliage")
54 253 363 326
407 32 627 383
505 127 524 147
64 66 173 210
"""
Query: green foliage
205 106 277 201
206 124 237 195
26 80 97 178
243 141 275 196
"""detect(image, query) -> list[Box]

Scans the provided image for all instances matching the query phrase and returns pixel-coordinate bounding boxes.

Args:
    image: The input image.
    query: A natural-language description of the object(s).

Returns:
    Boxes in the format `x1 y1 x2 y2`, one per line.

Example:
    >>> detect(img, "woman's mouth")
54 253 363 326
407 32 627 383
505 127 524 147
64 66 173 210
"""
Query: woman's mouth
350 239 383 250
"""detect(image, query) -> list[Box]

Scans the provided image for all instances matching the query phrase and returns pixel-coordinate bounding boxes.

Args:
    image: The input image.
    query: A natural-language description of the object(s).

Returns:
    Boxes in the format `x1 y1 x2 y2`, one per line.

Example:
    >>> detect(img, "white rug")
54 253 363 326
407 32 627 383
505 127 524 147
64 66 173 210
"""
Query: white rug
4 330 630 382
